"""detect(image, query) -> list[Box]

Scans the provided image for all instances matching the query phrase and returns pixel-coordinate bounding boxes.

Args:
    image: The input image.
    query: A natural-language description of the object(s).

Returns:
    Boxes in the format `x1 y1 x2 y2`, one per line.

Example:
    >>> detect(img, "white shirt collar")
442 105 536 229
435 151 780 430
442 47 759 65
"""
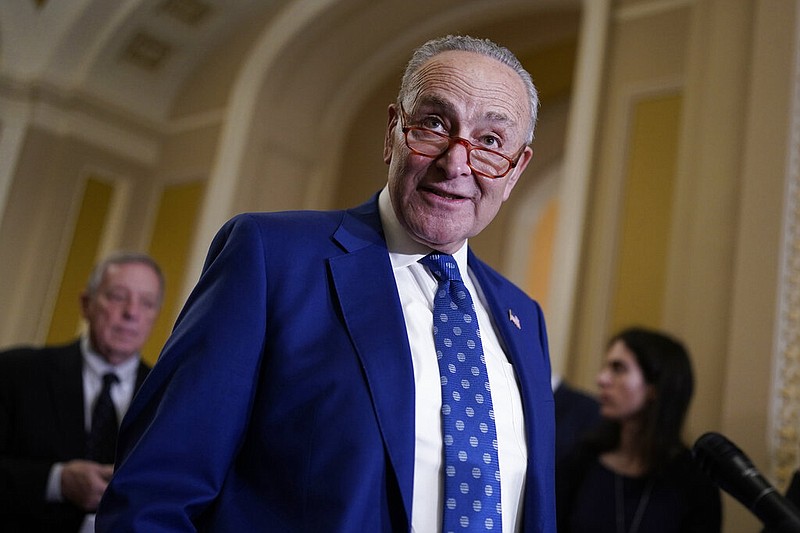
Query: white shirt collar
378 186 469 275
80 334 140 382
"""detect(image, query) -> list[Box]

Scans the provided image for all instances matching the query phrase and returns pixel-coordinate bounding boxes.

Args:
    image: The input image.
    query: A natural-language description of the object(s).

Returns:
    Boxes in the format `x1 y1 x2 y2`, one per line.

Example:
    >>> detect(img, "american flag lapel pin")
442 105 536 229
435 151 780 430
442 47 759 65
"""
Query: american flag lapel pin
508 309 521 330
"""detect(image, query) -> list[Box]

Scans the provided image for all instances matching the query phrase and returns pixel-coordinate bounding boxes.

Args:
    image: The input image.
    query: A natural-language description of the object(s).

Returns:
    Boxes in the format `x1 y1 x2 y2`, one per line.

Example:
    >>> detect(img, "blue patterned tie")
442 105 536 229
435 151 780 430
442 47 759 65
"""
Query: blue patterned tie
420 253 502 532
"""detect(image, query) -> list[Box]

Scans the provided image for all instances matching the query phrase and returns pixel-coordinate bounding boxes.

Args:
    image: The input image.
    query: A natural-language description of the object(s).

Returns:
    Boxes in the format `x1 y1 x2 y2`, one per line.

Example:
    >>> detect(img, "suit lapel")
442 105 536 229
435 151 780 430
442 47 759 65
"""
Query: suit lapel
49 342 87 455
328 199 416 523
469 252 552 531
467 252 536 387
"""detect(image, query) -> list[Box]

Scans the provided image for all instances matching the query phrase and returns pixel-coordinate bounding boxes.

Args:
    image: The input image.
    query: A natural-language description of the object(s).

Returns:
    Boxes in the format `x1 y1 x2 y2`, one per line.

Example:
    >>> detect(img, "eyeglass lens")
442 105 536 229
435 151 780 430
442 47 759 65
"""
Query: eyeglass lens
405 128 512 178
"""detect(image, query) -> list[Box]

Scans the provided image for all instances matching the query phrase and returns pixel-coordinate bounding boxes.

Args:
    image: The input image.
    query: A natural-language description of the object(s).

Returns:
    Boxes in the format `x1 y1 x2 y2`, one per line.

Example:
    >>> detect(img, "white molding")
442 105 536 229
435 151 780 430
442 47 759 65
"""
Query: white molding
0 95 31 234
615 0 694 22
507 163 561 290
770 0 800 489
166 108 226 135
29 99 160 165
182 0 342 305
548 0 611 371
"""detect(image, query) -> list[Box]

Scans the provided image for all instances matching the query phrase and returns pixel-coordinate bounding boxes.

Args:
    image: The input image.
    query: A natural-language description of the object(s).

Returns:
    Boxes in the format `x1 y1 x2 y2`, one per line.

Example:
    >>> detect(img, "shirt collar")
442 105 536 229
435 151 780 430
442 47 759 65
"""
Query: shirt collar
80 334 140 381
378 186 469 274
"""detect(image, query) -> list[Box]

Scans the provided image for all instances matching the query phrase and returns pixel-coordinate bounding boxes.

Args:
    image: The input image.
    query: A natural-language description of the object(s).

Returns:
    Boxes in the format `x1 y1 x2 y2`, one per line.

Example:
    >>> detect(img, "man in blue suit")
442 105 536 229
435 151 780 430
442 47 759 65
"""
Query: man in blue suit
97 34 556 532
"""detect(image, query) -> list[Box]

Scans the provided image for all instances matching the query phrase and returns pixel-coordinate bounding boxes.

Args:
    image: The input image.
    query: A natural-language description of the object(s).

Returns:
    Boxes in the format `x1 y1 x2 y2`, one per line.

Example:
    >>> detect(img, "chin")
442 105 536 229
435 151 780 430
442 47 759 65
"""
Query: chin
415 225 471 250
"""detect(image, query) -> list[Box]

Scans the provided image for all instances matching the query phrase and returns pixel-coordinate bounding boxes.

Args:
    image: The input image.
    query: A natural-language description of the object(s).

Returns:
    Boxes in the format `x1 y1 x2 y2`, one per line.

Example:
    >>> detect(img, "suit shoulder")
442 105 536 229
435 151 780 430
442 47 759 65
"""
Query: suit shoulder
229 210 345 232
213 210 345 248
0 343 77 386
0 344 49 366
0 341 78 365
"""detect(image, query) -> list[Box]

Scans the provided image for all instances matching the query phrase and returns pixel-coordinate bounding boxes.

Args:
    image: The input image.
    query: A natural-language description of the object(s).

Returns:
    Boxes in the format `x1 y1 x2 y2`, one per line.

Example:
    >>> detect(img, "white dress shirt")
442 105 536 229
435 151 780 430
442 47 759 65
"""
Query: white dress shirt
378 188 528 533
80 335 140 433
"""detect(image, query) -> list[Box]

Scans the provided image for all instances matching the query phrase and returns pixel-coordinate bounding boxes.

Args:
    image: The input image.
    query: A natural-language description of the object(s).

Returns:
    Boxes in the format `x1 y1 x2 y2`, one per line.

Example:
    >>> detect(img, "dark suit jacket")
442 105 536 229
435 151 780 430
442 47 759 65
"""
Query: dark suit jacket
0 340 150 532
553 381 600 465
97 195 557 532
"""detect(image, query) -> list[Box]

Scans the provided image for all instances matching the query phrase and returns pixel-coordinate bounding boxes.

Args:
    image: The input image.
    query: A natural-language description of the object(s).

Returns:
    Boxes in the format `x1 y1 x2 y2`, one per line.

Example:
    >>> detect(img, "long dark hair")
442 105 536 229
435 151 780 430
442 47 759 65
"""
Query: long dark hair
587 326 695 474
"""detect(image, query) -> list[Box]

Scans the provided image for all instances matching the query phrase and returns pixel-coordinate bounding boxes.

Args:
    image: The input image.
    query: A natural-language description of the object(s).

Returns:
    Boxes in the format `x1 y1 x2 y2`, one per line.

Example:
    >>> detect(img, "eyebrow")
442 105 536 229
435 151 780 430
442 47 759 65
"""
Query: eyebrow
413 95 453 114
414 95 515 126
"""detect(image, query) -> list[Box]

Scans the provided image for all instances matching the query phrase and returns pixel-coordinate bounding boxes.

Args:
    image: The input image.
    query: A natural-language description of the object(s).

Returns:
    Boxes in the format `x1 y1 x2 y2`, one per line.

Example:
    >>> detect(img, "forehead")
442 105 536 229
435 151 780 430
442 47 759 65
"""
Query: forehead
406 50 530 127
606 340 638 366
101 262 160 291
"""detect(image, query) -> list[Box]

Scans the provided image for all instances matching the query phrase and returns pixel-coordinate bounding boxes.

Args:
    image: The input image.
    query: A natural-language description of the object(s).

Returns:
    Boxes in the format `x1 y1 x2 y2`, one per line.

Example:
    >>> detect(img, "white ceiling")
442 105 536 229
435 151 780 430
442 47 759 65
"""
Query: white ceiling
1 0 272 122
0 0 580 127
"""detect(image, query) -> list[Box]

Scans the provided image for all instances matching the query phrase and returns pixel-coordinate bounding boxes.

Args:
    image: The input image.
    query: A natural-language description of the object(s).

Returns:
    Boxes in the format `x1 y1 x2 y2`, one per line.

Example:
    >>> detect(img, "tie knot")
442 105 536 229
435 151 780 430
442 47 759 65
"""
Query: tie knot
420 253 462 283
102 373 120 388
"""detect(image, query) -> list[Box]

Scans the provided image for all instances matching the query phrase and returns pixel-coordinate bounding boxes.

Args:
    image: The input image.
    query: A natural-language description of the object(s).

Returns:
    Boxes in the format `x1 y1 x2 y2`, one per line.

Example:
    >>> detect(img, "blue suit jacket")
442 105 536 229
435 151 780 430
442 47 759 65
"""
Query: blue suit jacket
97 196 556 532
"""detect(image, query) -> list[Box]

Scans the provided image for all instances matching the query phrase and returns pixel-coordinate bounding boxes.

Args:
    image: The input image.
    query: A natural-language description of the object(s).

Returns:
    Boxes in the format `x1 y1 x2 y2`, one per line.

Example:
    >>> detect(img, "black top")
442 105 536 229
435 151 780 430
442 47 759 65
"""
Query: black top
787 471 800 511
557 448 722 533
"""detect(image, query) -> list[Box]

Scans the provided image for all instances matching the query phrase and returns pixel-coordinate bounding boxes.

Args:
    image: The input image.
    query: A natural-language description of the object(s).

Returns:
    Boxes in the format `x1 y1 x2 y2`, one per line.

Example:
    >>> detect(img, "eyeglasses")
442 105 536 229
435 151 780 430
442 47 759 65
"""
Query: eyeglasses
398 104 526 179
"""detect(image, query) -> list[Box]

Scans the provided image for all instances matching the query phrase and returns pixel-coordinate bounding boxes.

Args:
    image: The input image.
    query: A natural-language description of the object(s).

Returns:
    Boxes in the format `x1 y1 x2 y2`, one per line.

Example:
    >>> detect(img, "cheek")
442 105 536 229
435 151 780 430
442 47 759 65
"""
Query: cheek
623 384 650 411
389 157 427 196
476 185 506 218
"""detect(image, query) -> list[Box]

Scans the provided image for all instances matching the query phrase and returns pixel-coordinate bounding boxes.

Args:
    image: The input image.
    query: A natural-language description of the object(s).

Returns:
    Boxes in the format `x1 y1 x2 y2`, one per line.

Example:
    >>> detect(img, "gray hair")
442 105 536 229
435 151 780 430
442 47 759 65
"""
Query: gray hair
398 35 539 144
85 251 165 303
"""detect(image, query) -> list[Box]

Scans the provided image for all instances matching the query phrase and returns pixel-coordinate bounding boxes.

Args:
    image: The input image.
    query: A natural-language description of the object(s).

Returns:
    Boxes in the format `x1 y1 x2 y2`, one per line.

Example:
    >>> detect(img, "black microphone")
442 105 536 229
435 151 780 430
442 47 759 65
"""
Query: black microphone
692 432 800 533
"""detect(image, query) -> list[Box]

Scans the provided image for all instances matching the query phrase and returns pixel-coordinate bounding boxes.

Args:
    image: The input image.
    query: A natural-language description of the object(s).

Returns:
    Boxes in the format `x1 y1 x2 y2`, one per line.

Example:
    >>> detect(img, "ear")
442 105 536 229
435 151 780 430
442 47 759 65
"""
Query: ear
502 145 533 201
383 104 399 164
79 291 91 320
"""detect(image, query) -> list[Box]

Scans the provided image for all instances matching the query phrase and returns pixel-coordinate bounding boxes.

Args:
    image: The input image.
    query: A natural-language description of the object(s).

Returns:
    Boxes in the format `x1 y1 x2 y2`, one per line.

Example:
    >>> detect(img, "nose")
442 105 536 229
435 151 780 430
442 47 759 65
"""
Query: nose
436 138 472 178
596 368 610 388
122 298 141 320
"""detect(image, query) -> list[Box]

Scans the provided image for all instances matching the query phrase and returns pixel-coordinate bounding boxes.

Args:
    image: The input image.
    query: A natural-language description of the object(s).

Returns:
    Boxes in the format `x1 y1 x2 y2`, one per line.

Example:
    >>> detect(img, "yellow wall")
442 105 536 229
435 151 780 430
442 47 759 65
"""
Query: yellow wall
44 176 205 366
46 177 113 344
611 93 681 333
526 198 559 316
143 180 206 365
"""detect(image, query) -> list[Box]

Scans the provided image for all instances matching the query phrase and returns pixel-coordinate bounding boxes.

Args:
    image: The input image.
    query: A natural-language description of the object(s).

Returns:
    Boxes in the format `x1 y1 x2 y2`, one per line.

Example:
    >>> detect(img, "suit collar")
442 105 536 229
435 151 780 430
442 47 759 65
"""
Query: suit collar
331 192 385 253
80 334 141 384
467 250 520 356
48 341 87 453
330 194 416 524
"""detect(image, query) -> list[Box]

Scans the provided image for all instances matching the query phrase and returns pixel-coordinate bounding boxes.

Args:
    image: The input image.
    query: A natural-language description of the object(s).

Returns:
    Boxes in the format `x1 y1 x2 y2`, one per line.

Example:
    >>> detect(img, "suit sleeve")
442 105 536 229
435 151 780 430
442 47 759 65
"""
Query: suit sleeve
0 353 55 513
97 214 270 532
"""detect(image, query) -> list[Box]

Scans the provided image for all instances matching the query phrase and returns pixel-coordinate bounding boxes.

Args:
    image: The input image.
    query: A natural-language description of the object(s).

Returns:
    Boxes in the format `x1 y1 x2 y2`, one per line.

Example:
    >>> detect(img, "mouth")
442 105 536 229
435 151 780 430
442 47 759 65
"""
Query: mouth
114 327 140 339
420 186 468 202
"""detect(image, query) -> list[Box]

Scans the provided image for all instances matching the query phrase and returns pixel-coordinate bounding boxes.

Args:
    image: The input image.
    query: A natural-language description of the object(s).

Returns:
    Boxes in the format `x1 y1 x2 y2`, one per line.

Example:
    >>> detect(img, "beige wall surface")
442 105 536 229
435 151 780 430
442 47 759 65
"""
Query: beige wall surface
0 2 798 532
724 0 797 515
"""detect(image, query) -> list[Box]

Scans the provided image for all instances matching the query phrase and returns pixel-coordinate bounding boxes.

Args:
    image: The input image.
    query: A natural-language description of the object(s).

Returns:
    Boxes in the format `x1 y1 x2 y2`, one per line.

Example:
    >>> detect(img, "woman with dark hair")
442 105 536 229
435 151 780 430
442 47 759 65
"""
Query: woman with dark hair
556 327 722 533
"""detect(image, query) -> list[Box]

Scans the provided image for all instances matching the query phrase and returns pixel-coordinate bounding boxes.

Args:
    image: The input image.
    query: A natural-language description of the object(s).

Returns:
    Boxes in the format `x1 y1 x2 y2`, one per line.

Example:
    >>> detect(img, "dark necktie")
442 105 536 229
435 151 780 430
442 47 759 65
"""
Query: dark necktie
420 253 502 533
86 372 120 464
